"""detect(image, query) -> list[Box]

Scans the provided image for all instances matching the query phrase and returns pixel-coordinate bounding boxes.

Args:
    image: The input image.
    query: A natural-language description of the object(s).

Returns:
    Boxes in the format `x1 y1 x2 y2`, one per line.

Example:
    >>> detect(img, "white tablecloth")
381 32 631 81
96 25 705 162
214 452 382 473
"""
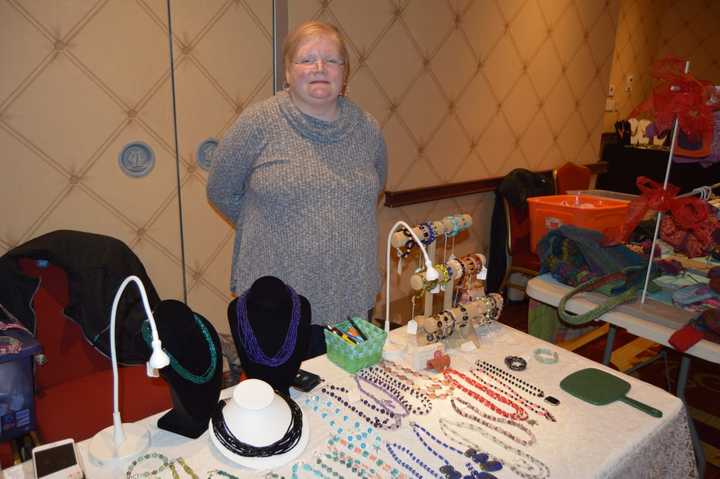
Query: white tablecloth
4 324 697 479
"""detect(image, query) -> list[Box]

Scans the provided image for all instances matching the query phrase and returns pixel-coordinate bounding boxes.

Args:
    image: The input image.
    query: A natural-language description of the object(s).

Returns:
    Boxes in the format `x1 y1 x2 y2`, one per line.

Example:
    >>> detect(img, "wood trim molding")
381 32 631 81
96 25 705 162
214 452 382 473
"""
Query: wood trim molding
383 163 607 208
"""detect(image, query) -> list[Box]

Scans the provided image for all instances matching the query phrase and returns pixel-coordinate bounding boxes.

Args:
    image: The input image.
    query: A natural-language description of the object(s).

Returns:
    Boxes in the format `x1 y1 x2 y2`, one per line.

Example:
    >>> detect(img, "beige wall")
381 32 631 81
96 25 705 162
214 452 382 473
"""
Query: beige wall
1 0 621 335
603 0 720 131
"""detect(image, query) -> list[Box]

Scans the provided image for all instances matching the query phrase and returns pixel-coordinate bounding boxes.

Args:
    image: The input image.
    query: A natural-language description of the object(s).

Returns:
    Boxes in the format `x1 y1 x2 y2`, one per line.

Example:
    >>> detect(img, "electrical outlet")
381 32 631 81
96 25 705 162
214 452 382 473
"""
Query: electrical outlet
624 74 634 93
605 98 616 112
608 84 616 97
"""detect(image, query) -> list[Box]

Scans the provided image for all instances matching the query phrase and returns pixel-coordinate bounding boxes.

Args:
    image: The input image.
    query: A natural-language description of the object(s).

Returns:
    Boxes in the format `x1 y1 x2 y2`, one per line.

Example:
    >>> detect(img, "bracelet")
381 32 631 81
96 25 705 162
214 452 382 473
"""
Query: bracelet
534 348 559 364
504 355 527 371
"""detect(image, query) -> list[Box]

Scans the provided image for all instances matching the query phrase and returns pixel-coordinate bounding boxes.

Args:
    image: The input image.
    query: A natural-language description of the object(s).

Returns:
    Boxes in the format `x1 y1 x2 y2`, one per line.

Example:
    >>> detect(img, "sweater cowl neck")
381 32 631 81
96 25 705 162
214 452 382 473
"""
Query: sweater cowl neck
277 90 361 144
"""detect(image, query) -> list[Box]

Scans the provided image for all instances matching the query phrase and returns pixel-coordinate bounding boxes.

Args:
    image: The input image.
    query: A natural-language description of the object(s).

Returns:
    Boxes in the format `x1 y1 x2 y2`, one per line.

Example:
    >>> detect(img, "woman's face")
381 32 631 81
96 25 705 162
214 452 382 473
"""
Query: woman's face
286 34 345 119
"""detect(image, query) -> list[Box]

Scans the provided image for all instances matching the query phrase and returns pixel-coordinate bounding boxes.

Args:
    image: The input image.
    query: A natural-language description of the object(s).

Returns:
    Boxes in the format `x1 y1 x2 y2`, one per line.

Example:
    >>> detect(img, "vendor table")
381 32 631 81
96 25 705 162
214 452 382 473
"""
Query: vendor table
527 273 720 477
3 324 698 479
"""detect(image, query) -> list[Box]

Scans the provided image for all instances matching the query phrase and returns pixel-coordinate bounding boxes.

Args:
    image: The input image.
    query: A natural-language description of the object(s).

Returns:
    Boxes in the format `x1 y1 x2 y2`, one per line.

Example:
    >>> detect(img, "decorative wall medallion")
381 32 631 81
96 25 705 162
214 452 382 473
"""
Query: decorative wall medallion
118 141 155 177
197 138 219 171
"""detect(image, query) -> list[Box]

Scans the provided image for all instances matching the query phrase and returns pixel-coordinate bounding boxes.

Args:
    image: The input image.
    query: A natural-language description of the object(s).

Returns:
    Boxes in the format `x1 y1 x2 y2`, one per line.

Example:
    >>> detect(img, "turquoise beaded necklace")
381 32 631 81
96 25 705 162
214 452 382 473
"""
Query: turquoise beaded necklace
141 314 217 384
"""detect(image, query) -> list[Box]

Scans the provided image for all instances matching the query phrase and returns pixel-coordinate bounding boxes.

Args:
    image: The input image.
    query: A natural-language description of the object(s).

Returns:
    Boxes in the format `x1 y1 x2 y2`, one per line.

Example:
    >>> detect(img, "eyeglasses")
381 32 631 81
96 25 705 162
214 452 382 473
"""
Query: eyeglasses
293 56 345 69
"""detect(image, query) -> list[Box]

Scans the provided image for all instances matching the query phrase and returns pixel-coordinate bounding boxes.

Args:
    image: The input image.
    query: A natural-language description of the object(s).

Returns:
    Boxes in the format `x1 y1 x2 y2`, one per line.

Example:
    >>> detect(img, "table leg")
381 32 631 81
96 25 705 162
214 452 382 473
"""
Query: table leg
677 355 705 479
602 324 617 365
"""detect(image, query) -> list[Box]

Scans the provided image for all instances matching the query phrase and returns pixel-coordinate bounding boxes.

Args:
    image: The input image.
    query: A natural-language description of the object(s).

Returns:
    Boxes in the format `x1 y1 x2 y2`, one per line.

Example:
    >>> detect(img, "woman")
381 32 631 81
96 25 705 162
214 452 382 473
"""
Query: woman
207 21 387 357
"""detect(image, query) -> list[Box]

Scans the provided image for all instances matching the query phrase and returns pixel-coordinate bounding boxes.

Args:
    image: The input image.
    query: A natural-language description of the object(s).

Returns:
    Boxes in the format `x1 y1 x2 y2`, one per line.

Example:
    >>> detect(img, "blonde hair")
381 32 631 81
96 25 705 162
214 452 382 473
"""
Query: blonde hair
283 21 350 92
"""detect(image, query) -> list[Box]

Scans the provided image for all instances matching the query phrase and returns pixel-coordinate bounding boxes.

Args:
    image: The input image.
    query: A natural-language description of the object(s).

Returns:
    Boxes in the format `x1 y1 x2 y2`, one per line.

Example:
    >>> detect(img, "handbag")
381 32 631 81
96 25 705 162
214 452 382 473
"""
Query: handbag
538 225 656 325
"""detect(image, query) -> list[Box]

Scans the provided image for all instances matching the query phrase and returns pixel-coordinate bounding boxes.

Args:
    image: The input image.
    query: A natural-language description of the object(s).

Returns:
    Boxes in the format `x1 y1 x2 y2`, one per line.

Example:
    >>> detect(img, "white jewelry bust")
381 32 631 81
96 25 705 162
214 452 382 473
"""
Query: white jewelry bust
209 378 309 470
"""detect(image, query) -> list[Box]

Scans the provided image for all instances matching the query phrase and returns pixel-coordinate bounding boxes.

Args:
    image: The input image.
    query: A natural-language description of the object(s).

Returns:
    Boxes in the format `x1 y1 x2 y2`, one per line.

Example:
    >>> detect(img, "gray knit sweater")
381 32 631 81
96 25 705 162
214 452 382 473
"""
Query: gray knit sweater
207 90 387 326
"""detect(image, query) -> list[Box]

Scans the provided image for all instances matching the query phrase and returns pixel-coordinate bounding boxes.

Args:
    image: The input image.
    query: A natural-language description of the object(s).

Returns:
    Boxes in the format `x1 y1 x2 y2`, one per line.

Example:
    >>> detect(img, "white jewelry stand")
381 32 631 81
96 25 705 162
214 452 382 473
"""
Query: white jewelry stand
209 379 309 470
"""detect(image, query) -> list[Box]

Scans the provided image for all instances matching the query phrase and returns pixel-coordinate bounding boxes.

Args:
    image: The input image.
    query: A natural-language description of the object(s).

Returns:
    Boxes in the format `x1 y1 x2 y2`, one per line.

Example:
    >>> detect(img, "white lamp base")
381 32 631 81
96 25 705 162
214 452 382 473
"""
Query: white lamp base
382 340 406 361
88 423 150 464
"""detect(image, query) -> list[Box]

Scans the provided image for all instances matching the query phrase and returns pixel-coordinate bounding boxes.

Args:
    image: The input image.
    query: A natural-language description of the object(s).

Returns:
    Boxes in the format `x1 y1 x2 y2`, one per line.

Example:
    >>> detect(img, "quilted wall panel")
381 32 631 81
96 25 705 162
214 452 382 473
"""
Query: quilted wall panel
603 0 720 131
2 0 623 334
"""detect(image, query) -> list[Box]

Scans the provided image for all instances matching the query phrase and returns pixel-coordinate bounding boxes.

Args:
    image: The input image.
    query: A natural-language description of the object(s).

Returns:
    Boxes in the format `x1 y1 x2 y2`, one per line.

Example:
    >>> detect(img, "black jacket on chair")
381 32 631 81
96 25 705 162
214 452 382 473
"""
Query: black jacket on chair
486 169 554 293
0 229 159 364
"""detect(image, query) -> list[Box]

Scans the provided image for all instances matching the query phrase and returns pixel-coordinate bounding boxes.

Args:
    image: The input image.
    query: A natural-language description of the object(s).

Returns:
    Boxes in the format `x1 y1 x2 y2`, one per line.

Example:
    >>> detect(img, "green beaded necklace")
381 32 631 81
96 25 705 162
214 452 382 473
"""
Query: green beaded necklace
141 314 217 384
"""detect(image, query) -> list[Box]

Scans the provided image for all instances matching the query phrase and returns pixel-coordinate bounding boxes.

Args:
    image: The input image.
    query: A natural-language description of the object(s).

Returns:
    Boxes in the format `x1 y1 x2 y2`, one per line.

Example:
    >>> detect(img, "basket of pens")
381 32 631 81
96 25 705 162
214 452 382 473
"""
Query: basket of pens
324 317 387 374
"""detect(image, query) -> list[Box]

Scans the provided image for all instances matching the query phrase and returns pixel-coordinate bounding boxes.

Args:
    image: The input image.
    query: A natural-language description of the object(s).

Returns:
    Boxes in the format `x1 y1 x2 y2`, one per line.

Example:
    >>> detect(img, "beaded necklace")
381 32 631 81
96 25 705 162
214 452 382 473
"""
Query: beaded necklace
469 369 556 423
321 384 401 430
141 315 217 384
355 374 410 419
475 361 545 397
236 284 300 367
378 360 454 400
303 393 407 479
211 394 303 457
439 416 551 479
358 366 433 416
410 422 502 478
126 453 199 479
451 398 536 447
443 368 527 421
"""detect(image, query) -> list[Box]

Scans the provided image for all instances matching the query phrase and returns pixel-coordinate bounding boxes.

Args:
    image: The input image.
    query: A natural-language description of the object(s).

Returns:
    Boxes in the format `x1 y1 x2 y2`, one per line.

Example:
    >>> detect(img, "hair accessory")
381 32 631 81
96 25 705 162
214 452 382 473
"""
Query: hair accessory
236 284 300 367
533 348 559 365
141 314 217 384
504 356 527 371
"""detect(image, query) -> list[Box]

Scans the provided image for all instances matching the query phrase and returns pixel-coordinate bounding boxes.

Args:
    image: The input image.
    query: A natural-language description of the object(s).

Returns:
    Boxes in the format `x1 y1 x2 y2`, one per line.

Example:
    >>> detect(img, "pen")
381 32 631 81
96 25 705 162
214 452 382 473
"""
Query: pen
347 317 368 341
331 326 358 345
325 325 356 345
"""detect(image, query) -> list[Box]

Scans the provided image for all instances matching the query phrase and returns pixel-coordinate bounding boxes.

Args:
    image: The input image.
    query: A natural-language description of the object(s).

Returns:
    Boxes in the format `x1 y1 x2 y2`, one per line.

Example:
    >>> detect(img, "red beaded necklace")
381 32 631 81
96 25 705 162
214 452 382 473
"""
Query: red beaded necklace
443 368 528 421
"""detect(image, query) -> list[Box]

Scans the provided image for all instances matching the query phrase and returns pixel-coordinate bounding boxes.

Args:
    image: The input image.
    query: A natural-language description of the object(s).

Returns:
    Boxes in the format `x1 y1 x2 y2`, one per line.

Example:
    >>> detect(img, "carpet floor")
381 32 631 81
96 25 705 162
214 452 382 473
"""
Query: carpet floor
500 299 720 479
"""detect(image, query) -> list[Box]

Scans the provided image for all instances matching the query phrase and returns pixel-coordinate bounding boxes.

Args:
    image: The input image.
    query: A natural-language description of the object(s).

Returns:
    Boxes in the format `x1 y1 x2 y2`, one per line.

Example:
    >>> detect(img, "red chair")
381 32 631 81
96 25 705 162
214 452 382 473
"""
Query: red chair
554 161 593 195
18 259 172 445
499 197 542 294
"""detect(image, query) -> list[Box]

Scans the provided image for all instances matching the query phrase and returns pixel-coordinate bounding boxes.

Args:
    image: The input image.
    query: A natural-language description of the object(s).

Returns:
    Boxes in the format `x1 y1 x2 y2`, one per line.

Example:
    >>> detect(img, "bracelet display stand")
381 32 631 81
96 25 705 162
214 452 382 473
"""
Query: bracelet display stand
388 214 498 368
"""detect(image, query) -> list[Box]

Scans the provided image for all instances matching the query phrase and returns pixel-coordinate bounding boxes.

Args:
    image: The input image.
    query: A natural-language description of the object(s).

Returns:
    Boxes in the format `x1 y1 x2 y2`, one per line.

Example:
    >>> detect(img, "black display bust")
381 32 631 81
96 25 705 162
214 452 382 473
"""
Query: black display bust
228 276 311 395
151 299 223 439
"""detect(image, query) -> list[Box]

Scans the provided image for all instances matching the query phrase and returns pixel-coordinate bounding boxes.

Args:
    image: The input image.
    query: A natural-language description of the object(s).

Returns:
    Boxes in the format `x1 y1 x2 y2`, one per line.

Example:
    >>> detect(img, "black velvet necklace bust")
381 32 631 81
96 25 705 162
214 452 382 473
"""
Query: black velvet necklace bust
228 276 311 395
150 299 223 439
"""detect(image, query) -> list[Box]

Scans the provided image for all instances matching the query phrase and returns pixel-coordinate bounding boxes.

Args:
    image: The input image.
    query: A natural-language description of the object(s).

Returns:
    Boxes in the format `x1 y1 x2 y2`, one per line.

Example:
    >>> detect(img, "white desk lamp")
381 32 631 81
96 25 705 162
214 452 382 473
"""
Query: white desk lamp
383 221 439 360
88 275 170 464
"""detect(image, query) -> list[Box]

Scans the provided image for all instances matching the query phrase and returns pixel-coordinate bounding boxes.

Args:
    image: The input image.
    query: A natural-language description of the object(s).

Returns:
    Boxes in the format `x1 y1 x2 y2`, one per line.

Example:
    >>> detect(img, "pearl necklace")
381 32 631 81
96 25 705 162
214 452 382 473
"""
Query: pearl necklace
443 368 527 421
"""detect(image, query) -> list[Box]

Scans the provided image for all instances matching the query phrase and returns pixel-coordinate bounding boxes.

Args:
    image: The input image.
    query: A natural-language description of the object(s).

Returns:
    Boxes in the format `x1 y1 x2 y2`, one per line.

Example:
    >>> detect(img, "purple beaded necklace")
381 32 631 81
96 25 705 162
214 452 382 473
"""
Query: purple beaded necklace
236 284 300 367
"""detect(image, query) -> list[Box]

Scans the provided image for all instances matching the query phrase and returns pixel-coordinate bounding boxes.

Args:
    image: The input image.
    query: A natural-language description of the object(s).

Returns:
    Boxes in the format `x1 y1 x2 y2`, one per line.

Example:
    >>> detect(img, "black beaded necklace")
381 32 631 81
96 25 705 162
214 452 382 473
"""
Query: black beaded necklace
211 394 302 457
321 384 401 430
358 366 433 416
475 360 545 398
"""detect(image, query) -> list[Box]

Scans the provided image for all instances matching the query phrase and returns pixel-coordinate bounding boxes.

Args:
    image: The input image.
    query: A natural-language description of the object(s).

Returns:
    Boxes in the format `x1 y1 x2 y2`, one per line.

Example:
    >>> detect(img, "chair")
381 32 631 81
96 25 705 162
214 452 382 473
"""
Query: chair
553 161 593 194
498 197 543 295
18 259 172 444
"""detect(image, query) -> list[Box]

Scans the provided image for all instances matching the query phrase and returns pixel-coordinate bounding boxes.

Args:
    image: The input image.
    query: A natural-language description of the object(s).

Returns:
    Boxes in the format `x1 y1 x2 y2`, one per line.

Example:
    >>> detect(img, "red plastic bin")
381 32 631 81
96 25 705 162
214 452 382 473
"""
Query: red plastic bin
526 194 630 253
